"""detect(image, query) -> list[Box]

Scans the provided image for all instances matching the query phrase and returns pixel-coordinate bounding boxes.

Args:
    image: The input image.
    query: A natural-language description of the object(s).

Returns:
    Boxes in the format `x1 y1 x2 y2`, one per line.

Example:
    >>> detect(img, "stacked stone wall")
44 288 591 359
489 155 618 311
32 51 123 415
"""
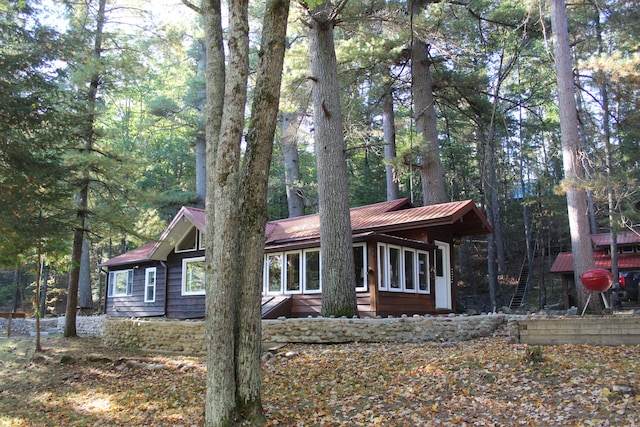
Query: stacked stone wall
100 314 520 353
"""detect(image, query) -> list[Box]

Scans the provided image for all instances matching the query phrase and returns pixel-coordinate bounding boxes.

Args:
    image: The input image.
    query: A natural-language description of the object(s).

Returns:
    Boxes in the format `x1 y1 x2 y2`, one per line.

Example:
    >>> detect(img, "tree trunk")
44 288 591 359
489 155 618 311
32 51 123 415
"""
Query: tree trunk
382 84 399 201
550 0 595 310
203 0 242 422
411 35 446 205
195 134 206 207
78 217 93 310
282 111 305 217
236 0 289 420
308 4 358 318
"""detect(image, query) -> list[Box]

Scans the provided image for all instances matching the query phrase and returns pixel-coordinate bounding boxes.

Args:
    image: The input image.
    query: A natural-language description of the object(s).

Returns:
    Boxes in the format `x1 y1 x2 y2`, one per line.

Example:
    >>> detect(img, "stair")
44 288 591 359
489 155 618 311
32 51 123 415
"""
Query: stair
509 263 529 309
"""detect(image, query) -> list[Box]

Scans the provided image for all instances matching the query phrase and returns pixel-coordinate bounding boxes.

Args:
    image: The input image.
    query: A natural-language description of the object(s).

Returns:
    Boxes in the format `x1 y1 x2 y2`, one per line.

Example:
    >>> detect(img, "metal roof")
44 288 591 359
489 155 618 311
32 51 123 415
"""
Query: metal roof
99 242 156 267
102 199 491 267
550 251 640 274
591 229 640 247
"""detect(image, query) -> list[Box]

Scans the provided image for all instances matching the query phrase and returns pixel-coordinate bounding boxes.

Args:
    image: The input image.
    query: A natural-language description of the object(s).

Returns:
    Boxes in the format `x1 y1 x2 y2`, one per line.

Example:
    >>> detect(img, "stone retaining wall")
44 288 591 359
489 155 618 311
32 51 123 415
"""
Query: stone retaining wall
0 315 104 337
100 314 521 354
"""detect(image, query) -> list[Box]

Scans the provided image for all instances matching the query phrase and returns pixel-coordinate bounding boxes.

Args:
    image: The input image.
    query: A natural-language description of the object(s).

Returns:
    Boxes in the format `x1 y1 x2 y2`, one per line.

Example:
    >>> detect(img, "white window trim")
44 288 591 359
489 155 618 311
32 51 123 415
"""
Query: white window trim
144 267 157 303
387 244 403 292
417 250 431 294
354 243 368 292
284 251 303 294
402 248 417 293
175 228 198 253
378 243 388 291
108 269 133 297
302 249 322 294
198 231 205 250
264 253 284 295
181 256 206 296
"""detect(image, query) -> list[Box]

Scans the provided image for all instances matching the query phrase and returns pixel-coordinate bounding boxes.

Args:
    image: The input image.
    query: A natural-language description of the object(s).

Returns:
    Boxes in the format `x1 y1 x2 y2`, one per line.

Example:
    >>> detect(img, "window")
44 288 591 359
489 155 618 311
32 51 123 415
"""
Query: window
303 250 321 293
417 251 430 293
354 244 367 291
108 269 133 297
182 257 205 295
285 252 301 293
378 244 388 291
176 228 197 252
265 253 283 294
388 245 402 291
404 249 416 292
144 267 157 302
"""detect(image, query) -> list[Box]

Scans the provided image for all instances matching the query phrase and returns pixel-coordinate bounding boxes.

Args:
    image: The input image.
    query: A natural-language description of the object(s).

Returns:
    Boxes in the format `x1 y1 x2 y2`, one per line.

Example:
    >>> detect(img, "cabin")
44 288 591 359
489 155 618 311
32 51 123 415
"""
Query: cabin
100 198 491 319
550 229 640 307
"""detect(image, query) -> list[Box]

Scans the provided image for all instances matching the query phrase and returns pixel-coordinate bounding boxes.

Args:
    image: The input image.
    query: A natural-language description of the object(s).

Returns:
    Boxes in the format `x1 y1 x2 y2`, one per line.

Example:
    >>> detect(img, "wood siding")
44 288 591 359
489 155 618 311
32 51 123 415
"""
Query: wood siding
375 292 436 317
165 249 206 319
105 261 166 317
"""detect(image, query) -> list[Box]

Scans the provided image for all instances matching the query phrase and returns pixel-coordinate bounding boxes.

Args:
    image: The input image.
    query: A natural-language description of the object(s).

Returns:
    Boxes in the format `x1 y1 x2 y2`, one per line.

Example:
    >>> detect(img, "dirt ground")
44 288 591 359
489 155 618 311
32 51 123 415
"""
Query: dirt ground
1 335 640 426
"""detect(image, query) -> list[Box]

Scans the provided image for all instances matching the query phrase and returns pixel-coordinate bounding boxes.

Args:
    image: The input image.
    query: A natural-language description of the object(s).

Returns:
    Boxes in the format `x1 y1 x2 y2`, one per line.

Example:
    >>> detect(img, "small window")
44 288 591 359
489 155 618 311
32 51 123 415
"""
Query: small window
354 243 368 291
199 232 205 250
388 245 402 291
378 244 388 291
417 251 430 293
144 267 157 302
265 253 283 294
285 252 301 294
182 257 206 295
108 269 133 297
404 249 416 292
303 249 321 293
176 228 197 252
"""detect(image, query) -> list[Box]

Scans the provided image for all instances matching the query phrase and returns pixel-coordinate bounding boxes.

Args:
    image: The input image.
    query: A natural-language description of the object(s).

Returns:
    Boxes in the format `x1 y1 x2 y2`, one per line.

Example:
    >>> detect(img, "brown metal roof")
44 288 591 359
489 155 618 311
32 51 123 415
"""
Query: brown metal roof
591 229 640 247
550 251 640 273
102 199 491 267
99 242 155 267
265 199 491 245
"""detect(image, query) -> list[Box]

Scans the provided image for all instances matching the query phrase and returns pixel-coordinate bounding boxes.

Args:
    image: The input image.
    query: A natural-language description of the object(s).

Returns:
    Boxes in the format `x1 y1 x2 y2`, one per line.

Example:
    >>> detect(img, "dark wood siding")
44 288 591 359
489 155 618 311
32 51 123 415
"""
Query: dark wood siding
165 248 206 319
105 261 166 317
375 292 436 317
288 293 372 318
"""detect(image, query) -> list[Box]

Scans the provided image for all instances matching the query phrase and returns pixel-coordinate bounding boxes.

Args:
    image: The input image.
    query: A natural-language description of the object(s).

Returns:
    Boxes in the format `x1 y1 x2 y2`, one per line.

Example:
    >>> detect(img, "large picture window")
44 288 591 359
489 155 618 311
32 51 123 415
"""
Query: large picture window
108 270 133 297
182 257 205 295
144 267 157 302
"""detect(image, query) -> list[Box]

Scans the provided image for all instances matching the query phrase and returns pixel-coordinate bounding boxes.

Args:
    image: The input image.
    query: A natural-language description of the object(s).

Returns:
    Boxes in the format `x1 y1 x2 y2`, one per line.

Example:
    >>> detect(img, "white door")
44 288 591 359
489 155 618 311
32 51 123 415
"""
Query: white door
434 241 452 310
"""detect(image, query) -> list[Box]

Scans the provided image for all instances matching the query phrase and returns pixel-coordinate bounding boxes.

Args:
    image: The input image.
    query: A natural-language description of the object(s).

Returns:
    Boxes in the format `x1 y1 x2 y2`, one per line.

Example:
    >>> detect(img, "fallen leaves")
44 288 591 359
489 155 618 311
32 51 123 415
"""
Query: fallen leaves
1 336 640 426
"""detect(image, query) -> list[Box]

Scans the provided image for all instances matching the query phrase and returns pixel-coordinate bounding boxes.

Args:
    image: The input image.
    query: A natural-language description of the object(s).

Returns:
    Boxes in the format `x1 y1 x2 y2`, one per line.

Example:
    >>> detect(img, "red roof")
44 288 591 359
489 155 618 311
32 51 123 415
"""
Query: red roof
591 229 640 247
265 199 491 245
550 251 640 273
102 199 491 267
99 242 155 267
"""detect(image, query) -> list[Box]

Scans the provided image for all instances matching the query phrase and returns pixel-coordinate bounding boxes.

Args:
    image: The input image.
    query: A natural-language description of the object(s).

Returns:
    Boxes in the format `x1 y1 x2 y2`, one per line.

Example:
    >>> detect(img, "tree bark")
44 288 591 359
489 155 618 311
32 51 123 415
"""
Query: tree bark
65 0 106 337
411 35 446 205
308 3 358 318
550 0 595 310
282 111 305 217
203 0 243 422
382 84 399 201
78 217 93 310
236 0 289 419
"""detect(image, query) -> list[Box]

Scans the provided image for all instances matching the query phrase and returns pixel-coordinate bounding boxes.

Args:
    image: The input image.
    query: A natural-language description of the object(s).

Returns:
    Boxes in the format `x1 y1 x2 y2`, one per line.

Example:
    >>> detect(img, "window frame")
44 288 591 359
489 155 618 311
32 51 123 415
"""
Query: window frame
108 269 133 297
175 228 198 253
181 256 206 296
416 250 430 294
302 249 322 294
403 248 417 293
387 244 403 292
377 243 388 291
353 243 368 292
284 251 302 294
264 253 284 295
144 267 157 302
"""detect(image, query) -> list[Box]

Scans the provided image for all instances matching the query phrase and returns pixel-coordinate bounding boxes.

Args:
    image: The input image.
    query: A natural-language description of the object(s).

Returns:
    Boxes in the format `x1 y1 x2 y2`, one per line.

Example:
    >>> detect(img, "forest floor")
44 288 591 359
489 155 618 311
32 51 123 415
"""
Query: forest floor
1 335 640 426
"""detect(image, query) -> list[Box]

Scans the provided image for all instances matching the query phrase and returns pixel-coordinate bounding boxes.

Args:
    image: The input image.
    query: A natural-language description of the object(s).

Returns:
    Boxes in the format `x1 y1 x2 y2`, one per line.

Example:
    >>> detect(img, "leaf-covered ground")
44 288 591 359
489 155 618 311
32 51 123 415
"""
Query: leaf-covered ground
1 335 639 426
